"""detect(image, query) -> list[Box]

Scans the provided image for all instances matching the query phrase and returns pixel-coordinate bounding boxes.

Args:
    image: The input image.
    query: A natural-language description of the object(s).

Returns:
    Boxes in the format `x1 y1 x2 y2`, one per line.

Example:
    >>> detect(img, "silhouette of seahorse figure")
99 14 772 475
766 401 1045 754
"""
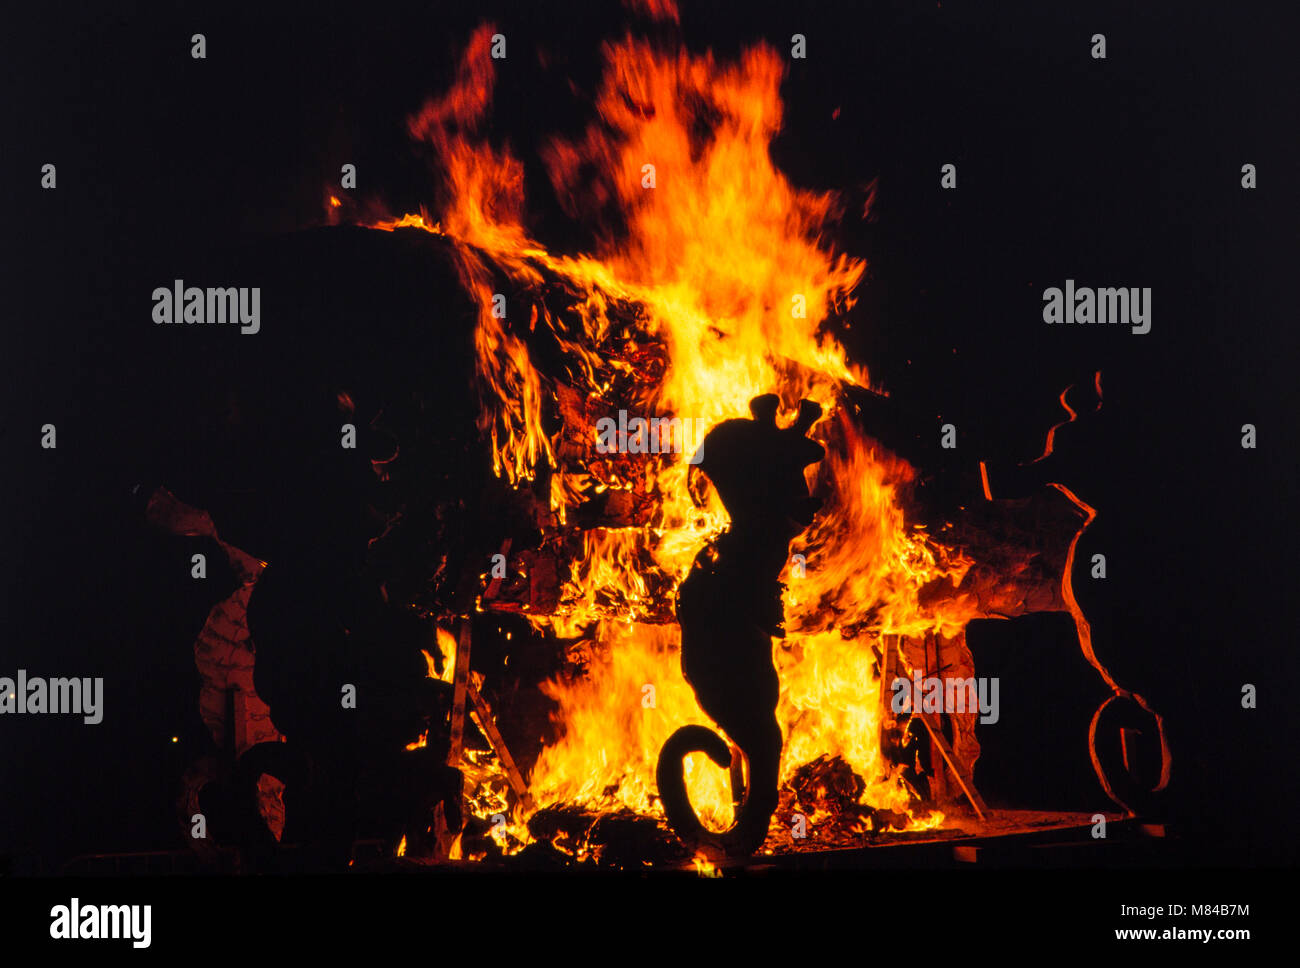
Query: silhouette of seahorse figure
656 394 826 857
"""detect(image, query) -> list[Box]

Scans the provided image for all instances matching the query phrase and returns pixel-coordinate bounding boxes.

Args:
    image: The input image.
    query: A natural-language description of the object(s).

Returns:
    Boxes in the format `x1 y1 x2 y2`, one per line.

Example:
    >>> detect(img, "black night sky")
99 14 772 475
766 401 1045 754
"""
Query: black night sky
1 0 1297 935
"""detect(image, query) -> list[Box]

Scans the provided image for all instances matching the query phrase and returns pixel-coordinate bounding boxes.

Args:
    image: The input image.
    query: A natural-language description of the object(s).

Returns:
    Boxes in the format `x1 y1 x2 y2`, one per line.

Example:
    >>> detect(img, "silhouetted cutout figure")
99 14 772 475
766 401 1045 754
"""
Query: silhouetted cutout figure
656 394 826 857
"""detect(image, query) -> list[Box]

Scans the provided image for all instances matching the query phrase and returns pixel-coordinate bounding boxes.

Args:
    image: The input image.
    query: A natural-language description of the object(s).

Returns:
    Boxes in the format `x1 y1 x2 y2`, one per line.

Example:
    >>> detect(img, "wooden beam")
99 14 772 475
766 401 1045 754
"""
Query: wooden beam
888 635 989 820
915 709 988 820
879 634 899 756
447 619 473 766
466 682 533 809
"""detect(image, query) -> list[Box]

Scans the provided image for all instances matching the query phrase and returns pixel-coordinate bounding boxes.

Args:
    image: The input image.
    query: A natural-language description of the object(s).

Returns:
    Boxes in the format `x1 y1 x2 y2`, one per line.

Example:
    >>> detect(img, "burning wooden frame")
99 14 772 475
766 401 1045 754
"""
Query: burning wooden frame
142 20 1172 873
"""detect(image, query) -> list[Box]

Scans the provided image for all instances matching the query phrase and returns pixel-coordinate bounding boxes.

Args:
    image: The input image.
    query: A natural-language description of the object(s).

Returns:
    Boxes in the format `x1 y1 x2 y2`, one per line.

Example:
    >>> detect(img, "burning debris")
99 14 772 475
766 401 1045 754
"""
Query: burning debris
341 20 1172 863
152 17 1168 872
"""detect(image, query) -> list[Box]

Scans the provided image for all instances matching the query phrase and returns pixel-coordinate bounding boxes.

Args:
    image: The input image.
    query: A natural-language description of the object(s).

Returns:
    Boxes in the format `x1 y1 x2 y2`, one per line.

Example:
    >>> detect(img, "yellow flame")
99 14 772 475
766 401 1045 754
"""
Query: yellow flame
371 24 982 847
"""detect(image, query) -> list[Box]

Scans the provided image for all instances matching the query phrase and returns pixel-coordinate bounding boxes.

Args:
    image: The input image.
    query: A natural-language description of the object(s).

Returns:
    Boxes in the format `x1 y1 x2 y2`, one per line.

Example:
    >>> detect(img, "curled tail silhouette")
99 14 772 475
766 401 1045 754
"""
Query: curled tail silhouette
656 553 785 858
656 725 774 857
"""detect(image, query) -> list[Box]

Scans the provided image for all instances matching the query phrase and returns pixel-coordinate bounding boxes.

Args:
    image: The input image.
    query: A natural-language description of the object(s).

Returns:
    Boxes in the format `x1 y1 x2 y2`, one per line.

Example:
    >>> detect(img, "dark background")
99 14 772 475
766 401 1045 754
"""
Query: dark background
1 0 1296 875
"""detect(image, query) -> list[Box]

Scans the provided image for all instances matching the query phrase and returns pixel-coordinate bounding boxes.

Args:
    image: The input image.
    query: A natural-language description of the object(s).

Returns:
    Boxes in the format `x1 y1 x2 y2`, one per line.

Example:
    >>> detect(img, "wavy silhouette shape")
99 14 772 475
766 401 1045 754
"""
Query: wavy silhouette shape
656 395 825 857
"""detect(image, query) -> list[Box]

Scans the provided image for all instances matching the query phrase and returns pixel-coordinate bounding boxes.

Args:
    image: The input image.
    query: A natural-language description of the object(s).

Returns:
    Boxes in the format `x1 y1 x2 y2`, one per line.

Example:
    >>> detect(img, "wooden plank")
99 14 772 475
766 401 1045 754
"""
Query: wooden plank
891 634 988 820
879 634 899 756
447 619 473 765
915 709 988 820
467 683 533 808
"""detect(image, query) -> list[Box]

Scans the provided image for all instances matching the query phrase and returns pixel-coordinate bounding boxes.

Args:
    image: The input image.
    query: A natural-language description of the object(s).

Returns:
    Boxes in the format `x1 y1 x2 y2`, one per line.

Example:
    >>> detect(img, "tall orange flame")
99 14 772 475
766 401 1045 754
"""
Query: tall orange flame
370 24 986 849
